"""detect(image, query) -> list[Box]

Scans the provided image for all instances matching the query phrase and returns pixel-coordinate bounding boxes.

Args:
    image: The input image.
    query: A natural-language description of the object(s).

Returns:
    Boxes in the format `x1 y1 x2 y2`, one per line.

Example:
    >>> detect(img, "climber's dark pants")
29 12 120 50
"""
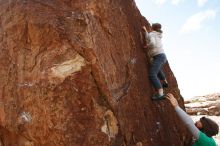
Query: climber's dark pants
149 53 167 89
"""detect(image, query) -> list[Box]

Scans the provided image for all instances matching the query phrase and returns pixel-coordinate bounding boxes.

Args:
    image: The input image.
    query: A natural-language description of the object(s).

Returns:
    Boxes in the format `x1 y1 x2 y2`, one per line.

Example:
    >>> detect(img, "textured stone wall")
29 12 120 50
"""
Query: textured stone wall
0 0 191 145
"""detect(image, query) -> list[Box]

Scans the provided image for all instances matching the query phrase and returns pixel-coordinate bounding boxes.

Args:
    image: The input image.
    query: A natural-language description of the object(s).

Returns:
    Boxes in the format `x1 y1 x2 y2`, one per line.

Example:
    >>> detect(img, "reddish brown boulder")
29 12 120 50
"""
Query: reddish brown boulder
0 0 191 145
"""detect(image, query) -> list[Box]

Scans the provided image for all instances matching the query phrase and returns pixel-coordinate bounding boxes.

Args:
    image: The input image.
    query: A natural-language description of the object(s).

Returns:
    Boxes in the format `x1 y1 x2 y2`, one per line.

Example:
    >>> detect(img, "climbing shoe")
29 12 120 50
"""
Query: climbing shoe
151 94 166 101
162 82 169 88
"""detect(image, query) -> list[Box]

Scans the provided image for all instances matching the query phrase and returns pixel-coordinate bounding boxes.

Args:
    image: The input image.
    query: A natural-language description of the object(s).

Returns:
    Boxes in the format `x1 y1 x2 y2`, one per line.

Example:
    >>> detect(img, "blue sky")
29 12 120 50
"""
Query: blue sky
135 0 220 99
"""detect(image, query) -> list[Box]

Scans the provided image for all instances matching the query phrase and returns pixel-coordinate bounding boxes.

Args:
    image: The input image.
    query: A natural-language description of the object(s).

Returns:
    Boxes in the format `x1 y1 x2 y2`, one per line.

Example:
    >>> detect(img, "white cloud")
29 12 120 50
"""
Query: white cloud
179 10 216 34
197 0 208 7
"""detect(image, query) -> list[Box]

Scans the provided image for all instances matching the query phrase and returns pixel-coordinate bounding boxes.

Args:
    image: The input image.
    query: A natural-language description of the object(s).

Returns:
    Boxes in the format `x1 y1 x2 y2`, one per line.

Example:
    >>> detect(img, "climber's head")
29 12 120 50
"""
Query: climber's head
152 23 162 33
195 117 219 137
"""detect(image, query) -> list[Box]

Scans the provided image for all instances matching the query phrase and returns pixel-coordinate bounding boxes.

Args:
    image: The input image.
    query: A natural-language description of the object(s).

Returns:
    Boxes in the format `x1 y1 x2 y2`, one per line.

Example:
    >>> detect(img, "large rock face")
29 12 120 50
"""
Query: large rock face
0 0 191 145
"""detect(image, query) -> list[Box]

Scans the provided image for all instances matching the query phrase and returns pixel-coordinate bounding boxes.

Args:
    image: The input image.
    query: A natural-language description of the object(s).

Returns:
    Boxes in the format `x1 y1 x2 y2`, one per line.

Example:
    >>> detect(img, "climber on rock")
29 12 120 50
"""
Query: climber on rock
166 93 219 146
142 23 168 100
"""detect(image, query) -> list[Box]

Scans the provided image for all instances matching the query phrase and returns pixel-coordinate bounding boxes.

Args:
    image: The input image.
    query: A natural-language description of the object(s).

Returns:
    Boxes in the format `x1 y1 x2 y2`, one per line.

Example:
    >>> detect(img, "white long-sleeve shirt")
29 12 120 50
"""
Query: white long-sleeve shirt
144 31 165 57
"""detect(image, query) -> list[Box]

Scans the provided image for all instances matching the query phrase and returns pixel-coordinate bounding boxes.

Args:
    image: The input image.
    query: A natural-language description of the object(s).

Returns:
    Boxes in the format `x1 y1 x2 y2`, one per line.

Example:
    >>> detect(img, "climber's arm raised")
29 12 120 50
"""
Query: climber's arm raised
166 93 200 139
142 26 150 48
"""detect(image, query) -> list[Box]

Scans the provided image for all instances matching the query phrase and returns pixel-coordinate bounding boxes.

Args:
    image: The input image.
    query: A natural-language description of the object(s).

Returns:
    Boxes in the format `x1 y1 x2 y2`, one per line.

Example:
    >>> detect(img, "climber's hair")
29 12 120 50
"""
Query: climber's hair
152 23 162 33
200 117 219 137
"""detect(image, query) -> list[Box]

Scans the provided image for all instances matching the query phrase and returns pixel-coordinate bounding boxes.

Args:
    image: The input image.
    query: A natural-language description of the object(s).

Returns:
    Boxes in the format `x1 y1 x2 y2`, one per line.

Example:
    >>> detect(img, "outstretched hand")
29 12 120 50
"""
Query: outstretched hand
143 45 148 48
166 93 179 108
142 26 147 32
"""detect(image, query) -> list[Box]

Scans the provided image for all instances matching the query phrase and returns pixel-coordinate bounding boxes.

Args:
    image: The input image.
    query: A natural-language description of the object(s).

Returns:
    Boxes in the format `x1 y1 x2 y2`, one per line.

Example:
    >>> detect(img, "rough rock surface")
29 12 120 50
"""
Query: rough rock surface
0 0 191 146
185 93 220 116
